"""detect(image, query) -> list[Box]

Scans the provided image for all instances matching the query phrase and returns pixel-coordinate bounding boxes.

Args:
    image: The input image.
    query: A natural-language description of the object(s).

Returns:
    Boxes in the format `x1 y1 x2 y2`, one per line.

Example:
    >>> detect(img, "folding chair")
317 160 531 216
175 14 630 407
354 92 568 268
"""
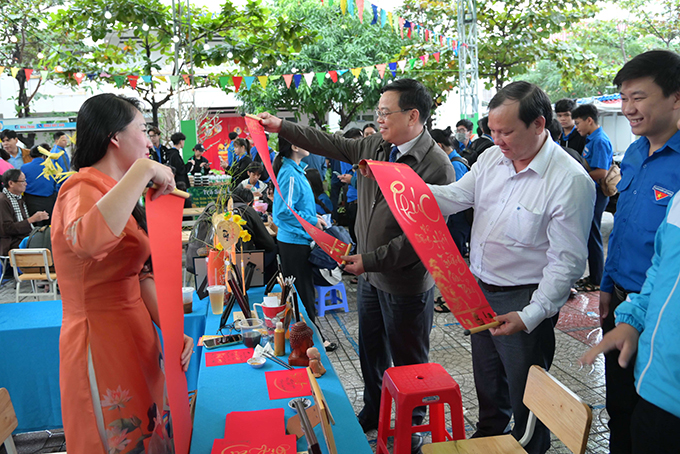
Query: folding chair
1 388 18 454
422 365 593 454
9 248 58 301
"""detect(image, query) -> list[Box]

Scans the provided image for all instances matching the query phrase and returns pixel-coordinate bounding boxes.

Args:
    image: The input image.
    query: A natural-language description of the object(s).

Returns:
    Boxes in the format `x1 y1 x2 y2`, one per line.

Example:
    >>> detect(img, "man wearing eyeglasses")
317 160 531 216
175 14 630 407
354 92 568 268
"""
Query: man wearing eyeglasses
147 126 168 164
258 79 455 453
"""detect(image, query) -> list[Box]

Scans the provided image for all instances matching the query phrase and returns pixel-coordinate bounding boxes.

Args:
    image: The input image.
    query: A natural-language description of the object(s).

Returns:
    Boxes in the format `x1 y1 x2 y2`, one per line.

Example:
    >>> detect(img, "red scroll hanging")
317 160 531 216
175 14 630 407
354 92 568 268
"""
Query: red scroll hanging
145 190 192 454
244 115 351 264
362 160 496 330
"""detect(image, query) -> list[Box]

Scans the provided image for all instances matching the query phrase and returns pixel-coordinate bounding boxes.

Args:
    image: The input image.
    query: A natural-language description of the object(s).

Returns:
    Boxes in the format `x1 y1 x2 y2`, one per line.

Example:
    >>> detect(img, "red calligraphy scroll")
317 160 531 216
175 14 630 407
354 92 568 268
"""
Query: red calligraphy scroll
363 160 496 330
244 116 351 264
145 190 192 454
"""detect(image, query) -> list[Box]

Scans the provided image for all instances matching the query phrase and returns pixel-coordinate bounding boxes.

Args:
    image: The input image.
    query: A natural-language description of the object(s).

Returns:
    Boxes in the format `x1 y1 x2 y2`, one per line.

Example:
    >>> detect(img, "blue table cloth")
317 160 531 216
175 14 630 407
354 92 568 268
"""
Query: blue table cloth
0 294 208 433
190 287 372 454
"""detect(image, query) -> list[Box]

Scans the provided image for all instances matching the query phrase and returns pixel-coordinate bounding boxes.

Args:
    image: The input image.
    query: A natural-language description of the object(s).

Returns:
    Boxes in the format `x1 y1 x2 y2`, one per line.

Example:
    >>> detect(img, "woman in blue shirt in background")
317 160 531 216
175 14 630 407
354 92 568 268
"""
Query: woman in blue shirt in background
273 138 335 350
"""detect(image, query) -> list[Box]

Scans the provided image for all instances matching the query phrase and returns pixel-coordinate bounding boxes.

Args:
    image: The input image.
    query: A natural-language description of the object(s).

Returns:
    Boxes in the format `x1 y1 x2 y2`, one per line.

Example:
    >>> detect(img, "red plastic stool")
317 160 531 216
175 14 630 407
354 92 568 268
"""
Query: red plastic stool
376 363 465 454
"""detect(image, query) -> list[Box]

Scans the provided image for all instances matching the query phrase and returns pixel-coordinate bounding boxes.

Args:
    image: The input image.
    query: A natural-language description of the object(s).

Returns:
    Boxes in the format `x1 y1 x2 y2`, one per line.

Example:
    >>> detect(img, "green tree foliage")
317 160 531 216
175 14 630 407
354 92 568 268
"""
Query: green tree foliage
620 0 680 50
47 0 311 124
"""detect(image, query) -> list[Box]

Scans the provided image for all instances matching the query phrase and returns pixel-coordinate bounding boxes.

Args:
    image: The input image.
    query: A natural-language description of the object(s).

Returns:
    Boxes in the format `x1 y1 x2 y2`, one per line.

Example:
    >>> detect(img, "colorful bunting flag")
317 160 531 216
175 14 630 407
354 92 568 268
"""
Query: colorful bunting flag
348 0 354 17
350 67 362 78
340 0 347 15
283 74 293 88
328 70 338 83
11 68 20 78
87 73 97 81
100 72 111 78
303 72 314 87
74 73 85 85
371 4 378 25
375 63 386 78
364 65 374 78
357 0 364 23
433 52 441 63
169 75 179 88
0 66 4 74
388 12 394 30
258 75 268 89
419 54 428 65
337 69 348 76
182 74 191 86
155 75 167 82
141 75 152 83
40 70 49 80
409 58 417 69
293 74 302 88
219 76 230 89
233 76 243 92
128 74 139 89
114 75 126 88
243 76 256 90
388 62 397 77
397 60 407 72
399 17 405 38
24 69 33 80
315 72 325 87
381 9 387 27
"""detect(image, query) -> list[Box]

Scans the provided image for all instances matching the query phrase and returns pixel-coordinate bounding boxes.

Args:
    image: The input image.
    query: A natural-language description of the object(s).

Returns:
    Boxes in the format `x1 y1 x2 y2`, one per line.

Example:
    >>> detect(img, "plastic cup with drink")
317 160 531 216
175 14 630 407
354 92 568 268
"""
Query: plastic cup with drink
207 285 226 315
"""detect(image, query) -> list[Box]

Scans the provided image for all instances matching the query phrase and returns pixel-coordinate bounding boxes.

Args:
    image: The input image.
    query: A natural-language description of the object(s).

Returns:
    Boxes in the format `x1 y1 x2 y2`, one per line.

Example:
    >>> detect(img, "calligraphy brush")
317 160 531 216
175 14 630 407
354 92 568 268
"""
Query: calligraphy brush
294 399 321 454
292 291 300 323
265 271 279 295
263 352 293 370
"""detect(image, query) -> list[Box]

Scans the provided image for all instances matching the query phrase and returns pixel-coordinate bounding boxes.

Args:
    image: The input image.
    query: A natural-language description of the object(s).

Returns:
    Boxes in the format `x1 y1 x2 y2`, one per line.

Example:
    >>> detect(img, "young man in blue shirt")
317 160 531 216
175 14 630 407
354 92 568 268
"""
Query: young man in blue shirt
571 103 614 291
555 98 587 154
598 50 680 454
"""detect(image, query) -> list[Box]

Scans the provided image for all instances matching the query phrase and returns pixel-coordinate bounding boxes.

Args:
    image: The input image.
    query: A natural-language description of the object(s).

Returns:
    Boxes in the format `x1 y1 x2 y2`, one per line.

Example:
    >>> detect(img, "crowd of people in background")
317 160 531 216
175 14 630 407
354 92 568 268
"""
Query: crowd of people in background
0 48 678 454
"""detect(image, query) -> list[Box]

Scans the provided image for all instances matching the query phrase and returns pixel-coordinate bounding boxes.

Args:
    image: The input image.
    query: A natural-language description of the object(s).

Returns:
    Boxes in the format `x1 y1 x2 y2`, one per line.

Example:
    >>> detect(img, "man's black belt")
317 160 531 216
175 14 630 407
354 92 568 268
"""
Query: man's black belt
613 283 631 301
478 280 539 293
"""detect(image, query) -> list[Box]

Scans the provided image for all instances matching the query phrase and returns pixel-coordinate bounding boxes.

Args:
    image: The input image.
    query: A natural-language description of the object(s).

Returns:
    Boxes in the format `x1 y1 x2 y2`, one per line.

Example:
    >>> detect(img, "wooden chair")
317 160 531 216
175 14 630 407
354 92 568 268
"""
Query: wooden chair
9 248 58 301
1 388 19 454
422 365 593 454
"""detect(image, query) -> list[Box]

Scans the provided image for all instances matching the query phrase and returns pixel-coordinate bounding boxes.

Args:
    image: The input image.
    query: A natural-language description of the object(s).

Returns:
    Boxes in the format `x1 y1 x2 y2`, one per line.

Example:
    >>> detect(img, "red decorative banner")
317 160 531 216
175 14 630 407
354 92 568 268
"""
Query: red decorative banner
362 160 496 330
205 348 253 367
245 115 351 264
145 190 192 454
265 369 312 400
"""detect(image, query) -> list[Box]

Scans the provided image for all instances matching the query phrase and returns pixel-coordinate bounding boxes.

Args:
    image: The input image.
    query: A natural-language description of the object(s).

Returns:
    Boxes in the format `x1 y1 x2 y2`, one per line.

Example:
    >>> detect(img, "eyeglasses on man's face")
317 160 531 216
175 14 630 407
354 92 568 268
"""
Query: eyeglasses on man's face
375 108 413 119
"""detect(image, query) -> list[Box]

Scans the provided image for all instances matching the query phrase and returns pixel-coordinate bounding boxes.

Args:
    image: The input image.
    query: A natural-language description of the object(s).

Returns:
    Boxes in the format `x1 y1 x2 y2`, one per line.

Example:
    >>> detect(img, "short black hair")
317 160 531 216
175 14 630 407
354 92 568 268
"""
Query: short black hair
571 104 599 124
380 79 433 124
148 126 161 135
546 119 562 142
53 131 66 141
343 128 363 139
613 50 680 98
488 81 553 128
247 162 264 175
2 168 22 187
170 132 186 145
554 98 577 114
30 143 50 158
429 128 452 148
228 132 238 140
362 123 377 132
478 117 490 135
456 119 473 131
232 186 254 204
1 130 18 140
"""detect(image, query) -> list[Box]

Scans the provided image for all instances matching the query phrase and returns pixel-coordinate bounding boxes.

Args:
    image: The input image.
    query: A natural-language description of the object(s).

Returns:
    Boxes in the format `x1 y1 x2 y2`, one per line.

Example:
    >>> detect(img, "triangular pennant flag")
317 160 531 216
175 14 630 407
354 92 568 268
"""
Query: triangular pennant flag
73 73 85 85
40 70 49 79
182 74 191 86
364 66 374 78
269 75 281 81
425 29 430 41
100 71 111 78
375 63 386 78
433 52 441 63
420 54 429 65
87 73 97 81
219 76 230 89
128 74 139 89
141 75 152 83
169 75 179 88
24 69 33 80
340 0 347 15
114 75 126 88
388 62 397 77
315 72 325 87
399 17 405 38
452 40 458 51
11 68 20 78
243 76 256 90
232 76 243 92
337 69 348 76
303 72 314 87
397 60 407 72
283 74 293 88
381 9 387 27
409 58 417 69
348 0 354 17
329 0 333 6
258 75 269 89
357 0 364 22
328 70 338 83
371 4 378 25
388 12 394 30
440 35 444 46
293 74 303 88
406 21 412 39
350 67 362 78
0 66 5 75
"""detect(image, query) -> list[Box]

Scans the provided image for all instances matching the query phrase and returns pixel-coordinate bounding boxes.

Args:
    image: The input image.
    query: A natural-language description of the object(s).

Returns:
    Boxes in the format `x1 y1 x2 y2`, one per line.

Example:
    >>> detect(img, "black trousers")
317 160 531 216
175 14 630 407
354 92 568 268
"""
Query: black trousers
277 241 317 324
631 397 680 454
23 193 56 227
603 284 639 454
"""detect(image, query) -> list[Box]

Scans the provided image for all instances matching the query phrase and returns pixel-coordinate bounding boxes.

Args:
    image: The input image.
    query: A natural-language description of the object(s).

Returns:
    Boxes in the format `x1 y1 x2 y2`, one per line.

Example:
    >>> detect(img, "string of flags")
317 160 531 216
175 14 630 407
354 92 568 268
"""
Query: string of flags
0 0 464 91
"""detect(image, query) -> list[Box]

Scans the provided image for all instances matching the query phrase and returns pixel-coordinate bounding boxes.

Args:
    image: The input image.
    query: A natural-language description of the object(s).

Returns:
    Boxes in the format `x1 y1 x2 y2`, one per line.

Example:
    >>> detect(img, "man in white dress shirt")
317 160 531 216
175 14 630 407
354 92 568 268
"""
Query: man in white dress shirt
428 81 595 453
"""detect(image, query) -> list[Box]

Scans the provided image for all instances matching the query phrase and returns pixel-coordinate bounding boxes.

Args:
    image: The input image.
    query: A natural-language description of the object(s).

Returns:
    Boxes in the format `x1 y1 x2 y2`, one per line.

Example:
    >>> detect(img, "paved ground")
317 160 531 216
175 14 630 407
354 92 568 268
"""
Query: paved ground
2 213 615 453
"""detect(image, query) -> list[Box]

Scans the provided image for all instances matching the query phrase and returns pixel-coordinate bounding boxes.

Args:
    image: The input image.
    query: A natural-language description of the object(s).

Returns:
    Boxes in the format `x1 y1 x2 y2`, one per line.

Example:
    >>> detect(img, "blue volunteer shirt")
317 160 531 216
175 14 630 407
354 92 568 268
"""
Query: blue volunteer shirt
339 161 357 203
447 149 469 181
22 157 57 197
601 130 680 293
582 127 613 170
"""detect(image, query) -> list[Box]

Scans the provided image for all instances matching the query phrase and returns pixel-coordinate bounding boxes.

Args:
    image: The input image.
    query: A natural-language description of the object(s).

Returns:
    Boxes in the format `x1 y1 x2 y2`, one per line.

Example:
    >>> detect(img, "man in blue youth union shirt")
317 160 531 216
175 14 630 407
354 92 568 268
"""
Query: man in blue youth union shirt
599 50 680 454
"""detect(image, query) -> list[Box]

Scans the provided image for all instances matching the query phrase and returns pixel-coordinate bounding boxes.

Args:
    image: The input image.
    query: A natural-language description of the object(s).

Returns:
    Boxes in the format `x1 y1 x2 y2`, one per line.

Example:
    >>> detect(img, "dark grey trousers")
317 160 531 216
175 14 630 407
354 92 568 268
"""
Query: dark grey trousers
471 284 555 454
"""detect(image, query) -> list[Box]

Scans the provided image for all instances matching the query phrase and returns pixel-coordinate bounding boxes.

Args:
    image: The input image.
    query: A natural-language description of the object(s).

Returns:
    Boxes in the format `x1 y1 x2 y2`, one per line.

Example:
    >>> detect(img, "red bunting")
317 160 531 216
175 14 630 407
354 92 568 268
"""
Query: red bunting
73 73 84 85
233 76 243 92
24 69 33 80
357 0 364 23
375 63 386 79
328 71 338 83
433 52 440 63
282 74 293 88
127 75 139 89
182 74 191 86
362 160 496 330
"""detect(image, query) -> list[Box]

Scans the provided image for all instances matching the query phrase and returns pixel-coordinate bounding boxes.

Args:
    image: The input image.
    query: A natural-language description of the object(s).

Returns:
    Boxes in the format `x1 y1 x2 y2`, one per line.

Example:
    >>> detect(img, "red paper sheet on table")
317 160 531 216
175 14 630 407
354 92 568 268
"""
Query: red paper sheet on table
362 160 496 330
145 190 192 454
205 348 253 367
245 115 351 264
265 368 312 400
224 408 286 439
211 433 297 454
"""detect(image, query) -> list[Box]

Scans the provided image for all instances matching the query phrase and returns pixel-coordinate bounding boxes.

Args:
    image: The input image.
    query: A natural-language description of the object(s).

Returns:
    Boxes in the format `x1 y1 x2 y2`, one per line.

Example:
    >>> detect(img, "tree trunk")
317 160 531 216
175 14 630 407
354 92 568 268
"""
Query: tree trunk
17 71 30 118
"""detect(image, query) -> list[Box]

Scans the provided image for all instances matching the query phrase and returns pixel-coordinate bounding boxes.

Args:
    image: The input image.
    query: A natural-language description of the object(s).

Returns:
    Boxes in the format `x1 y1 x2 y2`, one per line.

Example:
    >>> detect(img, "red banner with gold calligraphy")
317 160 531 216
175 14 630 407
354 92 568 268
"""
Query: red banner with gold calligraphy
363 160 496 330
244 116 351 264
